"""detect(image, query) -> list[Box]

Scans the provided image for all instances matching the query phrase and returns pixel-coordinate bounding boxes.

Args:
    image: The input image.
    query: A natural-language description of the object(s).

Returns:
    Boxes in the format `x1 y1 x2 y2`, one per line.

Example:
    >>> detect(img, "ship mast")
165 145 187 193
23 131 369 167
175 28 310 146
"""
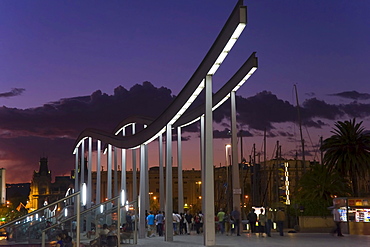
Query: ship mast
294 84 306 173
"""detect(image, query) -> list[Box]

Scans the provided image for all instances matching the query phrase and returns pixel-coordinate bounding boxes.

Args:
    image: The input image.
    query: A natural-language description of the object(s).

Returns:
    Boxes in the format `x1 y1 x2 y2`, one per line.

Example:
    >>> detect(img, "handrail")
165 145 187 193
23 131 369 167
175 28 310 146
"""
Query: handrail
0 192 80 230
41 197 138 247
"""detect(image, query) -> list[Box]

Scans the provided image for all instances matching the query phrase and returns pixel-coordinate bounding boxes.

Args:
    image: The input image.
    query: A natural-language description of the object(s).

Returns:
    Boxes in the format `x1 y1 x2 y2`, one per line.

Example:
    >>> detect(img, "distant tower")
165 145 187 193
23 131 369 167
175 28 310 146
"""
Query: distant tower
0 168 5 204
27 158 52 211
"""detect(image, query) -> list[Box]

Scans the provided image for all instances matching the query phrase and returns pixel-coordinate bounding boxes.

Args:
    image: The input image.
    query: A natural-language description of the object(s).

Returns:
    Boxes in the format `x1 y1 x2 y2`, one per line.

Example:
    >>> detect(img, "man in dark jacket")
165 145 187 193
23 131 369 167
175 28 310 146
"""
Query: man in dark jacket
247 208 257 234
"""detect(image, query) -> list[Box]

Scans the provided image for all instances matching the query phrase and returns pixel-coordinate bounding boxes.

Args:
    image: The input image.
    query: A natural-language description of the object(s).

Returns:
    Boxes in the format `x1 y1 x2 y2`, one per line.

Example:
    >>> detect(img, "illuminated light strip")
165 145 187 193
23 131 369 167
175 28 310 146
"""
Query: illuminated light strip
180 116 201 128
114 123 132 135
143 127 166 145
232 67 258 92
143 80 206 142
169 80 205 126
181 67 256 128
73 137 88 154
212 95 230 112
72 5 249 150
208 23 246 75
284 162 290 205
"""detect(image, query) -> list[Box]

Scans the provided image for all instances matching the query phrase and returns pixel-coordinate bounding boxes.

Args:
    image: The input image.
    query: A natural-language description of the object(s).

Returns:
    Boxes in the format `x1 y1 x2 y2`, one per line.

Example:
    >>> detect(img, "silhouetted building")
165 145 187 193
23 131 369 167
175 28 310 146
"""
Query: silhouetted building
26 158 73 211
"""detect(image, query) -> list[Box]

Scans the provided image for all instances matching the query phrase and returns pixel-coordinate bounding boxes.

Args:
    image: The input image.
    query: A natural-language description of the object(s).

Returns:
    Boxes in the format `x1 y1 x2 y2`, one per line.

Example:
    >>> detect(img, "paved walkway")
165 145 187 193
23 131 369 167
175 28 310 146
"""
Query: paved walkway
129 232 370 247
1 232 369 247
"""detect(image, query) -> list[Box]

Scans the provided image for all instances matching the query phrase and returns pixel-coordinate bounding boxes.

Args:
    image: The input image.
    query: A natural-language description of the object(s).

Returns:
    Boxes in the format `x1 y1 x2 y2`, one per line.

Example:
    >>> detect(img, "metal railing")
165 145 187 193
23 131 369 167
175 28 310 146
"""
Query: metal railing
1 191 137 246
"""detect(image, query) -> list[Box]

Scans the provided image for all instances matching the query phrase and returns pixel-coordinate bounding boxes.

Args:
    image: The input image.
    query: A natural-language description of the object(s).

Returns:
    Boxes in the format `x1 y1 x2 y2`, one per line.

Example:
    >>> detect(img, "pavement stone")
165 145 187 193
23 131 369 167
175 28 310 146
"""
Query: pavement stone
1 231 369 247
126 232 370 247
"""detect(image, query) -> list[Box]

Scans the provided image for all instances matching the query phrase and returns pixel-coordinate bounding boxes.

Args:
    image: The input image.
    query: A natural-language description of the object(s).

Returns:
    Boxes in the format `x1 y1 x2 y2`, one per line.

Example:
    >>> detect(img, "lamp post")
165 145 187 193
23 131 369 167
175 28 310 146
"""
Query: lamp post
195 181 202 212
225 144 232 213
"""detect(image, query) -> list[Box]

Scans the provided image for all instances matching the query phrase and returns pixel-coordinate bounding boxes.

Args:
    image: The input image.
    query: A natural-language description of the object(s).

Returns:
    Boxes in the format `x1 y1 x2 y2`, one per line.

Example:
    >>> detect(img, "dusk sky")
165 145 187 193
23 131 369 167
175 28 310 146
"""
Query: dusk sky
1 0 370 183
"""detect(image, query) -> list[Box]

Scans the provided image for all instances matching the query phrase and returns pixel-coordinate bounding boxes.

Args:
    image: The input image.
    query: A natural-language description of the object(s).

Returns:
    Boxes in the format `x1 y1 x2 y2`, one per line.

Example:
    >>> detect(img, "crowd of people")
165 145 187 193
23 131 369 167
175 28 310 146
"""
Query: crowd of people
50 203 347 247
144 210 205 237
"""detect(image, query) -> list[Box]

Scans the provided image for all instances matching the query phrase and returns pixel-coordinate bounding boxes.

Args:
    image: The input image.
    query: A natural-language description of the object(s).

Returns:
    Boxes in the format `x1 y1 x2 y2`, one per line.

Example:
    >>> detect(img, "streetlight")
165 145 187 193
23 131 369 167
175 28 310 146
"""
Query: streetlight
225 144 232 212
195 181 202 211
225 144 232 166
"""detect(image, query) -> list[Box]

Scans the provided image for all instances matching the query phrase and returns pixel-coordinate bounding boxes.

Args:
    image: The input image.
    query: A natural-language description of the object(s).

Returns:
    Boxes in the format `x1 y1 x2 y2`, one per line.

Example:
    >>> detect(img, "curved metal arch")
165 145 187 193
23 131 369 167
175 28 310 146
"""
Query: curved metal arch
73 1 253 151
111 52 257 137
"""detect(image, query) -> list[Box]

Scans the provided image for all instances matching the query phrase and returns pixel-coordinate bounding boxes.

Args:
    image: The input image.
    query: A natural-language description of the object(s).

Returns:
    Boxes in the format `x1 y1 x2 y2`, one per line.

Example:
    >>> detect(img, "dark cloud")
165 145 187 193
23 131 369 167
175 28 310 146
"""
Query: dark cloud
214 91 370 132
0 82 174 139
212 128 253 139
0 88 25 98
302 98 343 120
339 102 370 118
2 83 370 183
213 129 231 139
0 82 174 182
305 92 315 97
330 91 370 100
216 91 297 131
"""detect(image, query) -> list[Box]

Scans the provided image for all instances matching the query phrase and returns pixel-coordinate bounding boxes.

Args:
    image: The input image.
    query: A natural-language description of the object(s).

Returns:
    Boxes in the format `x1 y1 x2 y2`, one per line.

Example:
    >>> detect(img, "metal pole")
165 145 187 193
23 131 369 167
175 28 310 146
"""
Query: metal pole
139 144 146 239
165 123 173 241
75 148 79 192
42 231 45 247
134 200 138 244
107 144 112 199
121 128 127 192
132 123 137 204
159 134 165 212
200 115 205 215
97 140 101 204
81 140 85 185
117 197 121 246
177 127 184 213
114 147 118 197
231 91 241 218
204 75 215 246
76 193 81 247
87 137 92 232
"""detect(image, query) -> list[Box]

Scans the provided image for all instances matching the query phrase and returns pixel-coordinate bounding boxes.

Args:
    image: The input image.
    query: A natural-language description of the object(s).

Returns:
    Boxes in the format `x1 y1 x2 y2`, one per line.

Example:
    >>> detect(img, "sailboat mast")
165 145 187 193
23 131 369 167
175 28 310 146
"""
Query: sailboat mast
294 84 306 173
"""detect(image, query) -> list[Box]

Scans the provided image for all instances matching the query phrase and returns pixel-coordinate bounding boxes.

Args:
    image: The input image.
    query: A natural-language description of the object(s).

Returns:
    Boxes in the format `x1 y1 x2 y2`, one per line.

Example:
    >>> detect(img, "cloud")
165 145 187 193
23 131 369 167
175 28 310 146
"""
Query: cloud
2 83 370 183
0 82 175 182
330 91 370 100
0 88 25 98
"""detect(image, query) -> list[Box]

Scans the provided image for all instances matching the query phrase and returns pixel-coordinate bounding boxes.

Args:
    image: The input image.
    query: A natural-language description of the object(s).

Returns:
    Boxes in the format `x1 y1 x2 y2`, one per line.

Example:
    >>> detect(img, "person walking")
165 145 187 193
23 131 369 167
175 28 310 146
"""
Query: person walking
155 211 164 236
172 212 181 235
258 208 266 237
230 207 241 236
146 211 155 237
332 206 344 237
184 211 193 235
194 212 203 234
217 208 226 234
247 208 257 234
276 208 285 236
265 207 273 237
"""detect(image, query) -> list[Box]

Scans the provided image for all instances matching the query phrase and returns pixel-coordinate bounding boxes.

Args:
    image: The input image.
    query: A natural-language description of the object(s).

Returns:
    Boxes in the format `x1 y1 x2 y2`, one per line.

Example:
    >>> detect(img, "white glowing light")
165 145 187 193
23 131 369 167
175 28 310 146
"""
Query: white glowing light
121 190 126 206
208 23 246 76
82 183 87 206
73 137 88 154
232 67 258 92
284 162 290 205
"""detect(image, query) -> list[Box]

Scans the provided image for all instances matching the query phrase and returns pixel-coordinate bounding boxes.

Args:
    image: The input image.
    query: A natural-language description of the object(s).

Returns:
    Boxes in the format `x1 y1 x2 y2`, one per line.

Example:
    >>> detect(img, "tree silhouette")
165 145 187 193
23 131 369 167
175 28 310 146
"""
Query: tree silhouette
321 119 370 196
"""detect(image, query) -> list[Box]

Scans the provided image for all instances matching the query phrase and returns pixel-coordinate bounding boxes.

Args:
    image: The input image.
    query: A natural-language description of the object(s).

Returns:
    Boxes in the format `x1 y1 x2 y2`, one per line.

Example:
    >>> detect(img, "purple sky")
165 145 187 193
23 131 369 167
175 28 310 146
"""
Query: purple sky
1 0 370 183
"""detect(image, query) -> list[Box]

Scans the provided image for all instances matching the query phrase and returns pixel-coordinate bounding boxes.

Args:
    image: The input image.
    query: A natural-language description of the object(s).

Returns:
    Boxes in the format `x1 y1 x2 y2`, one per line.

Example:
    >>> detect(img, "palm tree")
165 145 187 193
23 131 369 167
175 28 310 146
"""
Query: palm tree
321 119 370 196
295 163 351 216
297 163 351 202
